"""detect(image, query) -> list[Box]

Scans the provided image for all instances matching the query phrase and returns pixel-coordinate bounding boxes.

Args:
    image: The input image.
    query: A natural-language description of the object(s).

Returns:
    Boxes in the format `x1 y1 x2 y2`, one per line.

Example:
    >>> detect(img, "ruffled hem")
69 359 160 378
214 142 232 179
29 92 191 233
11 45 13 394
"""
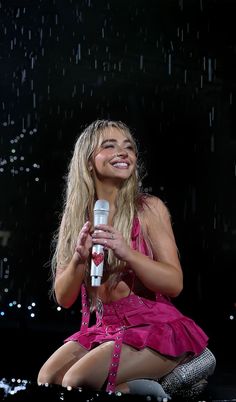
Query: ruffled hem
65 315 208 358
123 317 208 356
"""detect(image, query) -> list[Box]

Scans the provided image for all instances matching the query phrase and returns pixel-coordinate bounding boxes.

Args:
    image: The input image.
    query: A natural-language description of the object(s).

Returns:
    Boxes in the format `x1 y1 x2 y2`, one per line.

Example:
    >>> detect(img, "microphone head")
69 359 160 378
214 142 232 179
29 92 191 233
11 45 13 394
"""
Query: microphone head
94 199 109 213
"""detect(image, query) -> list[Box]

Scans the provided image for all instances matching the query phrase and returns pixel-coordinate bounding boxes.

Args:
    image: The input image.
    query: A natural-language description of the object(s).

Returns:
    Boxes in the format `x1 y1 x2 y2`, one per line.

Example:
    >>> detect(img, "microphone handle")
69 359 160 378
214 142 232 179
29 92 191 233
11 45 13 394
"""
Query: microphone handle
91 243 105 287
91 201 109 286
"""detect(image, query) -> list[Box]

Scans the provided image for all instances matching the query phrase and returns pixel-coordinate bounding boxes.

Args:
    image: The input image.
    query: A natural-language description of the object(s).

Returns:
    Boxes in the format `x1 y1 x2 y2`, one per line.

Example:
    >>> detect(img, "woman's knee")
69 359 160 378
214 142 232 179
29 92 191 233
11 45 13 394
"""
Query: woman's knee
61 370 85 389
61 343 114 390
37 363 61 386
37 366 52 385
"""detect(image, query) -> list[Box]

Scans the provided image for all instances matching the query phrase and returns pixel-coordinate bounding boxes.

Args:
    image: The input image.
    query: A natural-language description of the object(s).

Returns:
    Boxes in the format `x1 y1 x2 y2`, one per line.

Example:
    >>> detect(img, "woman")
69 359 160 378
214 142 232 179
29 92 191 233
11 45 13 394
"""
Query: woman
37 119 209 395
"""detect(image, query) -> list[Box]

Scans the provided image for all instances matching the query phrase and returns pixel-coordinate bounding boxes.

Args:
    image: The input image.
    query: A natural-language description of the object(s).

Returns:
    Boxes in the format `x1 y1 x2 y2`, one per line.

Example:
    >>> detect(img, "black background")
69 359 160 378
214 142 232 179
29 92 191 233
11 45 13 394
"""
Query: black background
0 0 235 391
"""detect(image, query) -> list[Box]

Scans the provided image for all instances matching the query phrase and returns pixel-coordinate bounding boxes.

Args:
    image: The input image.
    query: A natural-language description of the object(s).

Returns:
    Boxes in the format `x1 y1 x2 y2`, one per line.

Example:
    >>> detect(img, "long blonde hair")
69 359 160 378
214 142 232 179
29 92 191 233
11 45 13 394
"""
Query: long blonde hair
51 120 145 299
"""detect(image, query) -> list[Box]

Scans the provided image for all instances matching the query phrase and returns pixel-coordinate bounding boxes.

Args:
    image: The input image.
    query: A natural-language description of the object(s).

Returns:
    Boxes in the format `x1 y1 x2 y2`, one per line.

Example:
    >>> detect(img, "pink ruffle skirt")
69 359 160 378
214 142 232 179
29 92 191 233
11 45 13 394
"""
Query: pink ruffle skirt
65 293 208 358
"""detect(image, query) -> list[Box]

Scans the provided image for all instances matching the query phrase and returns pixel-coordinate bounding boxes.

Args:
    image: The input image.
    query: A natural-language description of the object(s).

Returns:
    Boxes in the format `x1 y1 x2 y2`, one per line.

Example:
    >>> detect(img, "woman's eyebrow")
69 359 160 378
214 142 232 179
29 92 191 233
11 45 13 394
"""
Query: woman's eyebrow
101 139 132 145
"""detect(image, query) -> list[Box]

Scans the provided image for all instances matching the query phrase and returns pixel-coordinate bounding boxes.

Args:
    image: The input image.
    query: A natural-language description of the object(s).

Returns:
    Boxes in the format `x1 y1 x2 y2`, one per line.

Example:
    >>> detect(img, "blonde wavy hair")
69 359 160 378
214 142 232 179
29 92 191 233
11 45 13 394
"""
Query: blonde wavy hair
51 119 145 301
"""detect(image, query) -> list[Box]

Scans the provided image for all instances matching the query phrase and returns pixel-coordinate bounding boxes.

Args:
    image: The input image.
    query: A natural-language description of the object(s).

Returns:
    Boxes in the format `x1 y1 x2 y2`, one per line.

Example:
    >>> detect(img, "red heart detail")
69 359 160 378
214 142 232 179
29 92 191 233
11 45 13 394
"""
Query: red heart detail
92 252 104 266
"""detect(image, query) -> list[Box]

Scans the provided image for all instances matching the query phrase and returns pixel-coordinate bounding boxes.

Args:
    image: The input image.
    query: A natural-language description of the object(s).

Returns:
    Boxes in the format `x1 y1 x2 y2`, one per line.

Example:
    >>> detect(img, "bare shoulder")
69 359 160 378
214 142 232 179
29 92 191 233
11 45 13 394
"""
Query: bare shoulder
140 195 179 262
141 194 171 220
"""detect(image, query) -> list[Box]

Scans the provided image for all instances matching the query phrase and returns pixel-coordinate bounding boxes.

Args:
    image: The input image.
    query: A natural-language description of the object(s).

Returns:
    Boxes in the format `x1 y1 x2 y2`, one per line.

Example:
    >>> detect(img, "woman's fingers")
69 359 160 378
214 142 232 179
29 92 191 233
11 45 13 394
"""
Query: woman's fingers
79 221 91 243
91 225 130 260
75 221 92 250
93 224 116 238
94 224 114 231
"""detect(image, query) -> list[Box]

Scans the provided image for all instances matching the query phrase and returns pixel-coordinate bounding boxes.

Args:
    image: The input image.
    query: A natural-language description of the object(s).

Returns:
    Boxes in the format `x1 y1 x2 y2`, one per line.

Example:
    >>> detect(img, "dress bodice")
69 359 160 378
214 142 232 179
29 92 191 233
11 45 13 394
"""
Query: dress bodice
120 216 163 301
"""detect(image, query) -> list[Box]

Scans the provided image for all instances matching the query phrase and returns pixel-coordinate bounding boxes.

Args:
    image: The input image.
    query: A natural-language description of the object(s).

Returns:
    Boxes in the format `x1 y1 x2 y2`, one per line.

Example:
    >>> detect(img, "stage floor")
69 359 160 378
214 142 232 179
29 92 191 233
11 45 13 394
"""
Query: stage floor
0 377 236 402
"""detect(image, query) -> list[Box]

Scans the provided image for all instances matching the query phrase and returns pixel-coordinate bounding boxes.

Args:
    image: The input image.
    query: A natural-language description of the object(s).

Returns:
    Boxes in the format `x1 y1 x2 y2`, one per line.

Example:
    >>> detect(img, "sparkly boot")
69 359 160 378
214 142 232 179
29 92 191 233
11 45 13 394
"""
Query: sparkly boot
159 347 216 399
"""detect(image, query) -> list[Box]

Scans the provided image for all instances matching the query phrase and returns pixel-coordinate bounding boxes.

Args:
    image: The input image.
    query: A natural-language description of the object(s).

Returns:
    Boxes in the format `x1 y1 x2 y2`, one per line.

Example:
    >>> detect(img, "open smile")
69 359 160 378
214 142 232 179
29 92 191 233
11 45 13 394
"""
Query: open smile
111 162 130 169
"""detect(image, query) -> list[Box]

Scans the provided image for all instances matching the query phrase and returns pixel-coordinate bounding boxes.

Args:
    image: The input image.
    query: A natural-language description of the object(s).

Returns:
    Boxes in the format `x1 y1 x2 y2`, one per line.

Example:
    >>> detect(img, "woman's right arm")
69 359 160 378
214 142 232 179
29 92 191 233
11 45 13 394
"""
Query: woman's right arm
54 221 92 308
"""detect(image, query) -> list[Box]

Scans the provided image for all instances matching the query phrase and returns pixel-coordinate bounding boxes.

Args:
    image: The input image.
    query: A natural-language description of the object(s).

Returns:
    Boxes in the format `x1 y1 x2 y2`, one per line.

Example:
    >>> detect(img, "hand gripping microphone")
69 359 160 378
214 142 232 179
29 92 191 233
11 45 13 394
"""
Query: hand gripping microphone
91 199 110 287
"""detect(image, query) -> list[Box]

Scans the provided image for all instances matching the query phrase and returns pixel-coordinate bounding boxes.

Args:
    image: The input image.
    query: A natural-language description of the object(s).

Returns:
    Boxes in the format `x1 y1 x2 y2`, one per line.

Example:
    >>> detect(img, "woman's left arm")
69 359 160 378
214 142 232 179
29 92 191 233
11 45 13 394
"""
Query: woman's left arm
125 196 183 297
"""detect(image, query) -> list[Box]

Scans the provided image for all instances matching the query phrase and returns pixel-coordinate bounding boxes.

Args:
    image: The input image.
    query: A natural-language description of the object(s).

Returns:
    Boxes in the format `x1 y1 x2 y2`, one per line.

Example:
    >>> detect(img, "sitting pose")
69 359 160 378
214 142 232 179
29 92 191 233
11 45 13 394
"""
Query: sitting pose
37 119 209 396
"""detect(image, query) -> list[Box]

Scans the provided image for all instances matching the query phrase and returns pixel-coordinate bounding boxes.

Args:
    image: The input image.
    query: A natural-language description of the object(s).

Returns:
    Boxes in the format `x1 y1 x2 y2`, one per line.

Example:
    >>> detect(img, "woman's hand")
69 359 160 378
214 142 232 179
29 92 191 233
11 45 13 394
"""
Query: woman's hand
92 224 132 262
74 221 93 264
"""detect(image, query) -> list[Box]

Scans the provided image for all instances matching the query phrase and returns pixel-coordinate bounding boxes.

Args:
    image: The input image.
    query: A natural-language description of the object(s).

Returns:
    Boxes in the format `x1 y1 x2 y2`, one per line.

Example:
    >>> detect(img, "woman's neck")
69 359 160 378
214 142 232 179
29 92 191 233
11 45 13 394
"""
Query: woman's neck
95 182 118 202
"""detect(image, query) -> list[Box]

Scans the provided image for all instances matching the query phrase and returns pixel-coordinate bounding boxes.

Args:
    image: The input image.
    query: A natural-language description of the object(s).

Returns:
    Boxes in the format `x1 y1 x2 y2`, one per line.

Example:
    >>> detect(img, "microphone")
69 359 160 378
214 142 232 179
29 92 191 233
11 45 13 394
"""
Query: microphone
91 199 110 287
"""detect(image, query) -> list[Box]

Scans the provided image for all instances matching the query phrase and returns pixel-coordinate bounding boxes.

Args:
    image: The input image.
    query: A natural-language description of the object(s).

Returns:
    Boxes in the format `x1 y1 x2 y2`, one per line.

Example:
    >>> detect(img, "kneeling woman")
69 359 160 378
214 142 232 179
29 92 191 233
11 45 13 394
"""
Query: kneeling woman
37 120 208 394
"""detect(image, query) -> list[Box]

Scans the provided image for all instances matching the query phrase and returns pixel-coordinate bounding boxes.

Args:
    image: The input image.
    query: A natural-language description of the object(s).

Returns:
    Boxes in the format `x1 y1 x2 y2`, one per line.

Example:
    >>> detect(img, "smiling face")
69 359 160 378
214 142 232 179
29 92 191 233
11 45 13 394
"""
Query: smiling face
90 126 137 187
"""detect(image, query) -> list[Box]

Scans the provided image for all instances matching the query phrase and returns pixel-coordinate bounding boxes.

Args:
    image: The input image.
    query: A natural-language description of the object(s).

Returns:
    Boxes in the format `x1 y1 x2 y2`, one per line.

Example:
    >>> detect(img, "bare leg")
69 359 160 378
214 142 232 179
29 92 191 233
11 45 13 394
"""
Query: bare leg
61 342 182 390
37 341 88 385
116 345 182 385
62 341 114 388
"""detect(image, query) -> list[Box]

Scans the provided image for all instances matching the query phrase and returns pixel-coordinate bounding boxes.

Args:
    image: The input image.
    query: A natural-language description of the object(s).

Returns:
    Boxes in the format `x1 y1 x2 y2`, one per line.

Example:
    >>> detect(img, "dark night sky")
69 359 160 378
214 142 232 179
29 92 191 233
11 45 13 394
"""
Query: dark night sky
0 0 235 376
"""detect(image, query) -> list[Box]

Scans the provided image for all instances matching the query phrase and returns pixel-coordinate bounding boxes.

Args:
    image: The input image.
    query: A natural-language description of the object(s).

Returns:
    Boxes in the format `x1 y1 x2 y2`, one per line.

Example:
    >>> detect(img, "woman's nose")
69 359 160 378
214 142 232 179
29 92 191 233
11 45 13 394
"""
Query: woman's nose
116 146 128 157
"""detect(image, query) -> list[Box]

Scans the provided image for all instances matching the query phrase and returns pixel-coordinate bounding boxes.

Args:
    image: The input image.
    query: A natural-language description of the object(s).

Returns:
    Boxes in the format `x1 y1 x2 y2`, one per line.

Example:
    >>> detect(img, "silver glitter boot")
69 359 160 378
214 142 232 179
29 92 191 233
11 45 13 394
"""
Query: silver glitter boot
159 347 216 399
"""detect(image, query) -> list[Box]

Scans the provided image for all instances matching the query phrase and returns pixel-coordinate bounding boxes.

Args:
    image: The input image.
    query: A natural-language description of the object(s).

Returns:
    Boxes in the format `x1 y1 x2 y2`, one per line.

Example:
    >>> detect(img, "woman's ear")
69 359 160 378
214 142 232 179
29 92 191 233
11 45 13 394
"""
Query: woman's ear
88 160 93 171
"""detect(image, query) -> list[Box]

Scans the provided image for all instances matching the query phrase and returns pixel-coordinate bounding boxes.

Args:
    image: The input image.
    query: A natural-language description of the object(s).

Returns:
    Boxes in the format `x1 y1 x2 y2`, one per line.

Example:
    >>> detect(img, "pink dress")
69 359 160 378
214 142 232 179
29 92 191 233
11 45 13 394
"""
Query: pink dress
65 217 208 392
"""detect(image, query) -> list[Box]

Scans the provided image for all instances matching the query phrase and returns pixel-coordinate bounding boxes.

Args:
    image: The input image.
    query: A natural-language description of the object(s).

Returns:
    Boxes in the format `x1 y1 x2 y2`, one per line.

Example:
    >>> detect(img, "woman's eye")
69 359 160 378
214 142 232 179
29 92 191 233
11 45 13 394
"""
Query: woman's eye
104 144 114 148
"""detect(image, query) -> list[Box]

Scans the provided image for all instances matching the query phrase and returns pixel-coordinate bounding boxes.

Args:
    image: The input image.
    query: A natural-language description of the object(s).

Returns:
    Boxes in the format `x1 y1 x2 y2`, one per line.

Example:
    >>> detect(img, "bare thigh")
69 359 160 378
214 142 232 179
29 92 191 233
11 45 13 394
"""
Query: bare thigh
37 341 88 385
62 342 182 390
117 344 182 385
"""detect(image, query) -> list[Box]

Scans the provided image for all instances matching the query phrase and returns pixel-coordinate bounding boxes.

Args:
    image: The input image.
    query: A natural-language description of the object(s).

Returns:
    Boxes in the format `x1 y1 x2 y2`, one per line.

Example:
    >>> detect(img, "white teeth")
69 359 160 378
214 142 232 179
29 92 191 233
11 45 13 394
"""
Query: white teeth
113 162 128 167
